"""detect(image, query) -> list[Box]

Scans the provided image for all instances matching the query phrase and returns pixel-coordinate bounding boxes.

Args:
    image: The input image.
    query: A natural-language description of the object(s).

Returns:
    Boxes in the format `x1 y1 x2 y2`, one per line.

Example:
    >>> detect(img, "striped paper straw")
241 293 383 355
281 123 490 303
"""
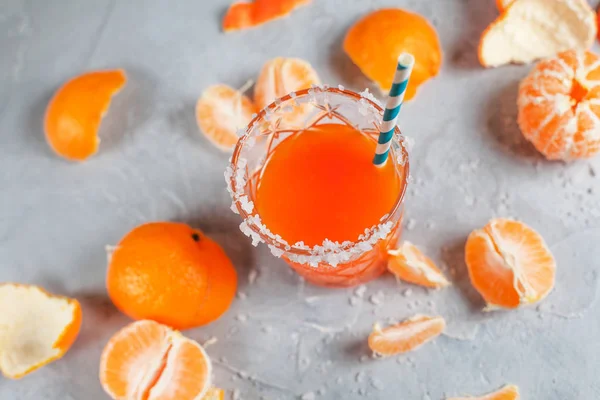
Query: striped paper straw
373 53 415 166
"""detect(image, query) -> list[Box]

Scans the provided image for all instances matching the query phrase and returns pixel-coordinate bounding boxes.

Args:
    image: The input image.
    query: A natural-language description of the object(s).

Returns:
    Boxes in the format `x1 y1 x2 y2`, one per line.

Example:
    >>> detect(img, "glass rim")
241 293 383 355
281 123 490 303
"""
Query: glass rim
226 86 410 265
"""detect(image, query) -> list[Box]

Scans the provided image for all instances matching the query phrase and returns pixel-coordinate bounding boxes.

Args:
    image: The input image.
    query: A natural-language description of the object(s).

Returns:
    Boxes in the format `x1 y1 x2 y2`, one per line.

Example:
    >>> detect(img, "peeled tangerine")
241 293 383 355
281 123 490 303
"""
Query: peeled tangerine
196 84 257 151
388 242 451 289
368 315 445 357
44 70 126 161
465 219 556 309
479 0 596 68
0 284 82 379
100 320 221 400
518 50 600 160
447 385 520 400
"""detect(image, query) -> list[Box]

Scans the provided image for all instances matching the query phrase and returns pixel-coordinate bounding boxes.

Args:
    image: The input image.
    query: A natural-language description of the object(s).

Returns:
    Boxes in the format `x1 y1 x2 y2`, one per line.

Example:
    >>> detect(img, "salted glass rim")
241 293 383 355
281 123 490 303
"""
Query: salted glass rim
226 86 410 266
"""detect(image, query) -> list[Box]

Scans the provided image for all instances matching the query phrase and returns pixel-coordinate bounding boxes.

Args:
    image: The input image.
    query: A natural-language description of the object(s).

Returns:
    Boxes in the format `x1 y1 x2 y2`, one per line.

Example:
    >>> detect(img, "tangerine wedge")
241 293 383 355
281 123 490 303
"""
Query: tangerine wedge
388 242 450 289
0 284 81 379
465 219 556 309
343 8 442 101
196 84 257 151
223 0 311 32
479 0 596 68
368 315 445 356
44 69 126 161
518 50 600 160
447 384 520 400
100 320 212 400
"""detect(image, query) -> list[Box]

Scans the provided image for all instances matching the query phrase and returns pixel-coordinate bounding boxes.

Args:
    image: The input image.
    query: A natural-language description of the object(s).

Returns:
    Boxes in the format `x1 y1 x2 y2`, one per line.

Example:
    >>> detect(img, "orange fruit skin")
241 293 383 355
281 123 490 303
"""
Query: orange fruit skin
44 70 126 161
0 283 82 379
107 222 237 330
223 0 311 32
343 8 442 101
465 219 556 309
496 0 515 12
518 50 600 160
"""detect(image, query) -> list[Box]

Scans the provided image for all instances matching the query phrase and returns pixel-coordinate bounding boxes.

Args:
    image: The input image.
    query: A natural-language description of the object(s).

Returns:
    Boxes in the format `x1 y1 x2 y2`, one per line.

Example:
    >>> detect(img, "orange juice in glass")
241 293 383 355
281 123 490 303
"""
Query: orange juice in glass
226 86 409 287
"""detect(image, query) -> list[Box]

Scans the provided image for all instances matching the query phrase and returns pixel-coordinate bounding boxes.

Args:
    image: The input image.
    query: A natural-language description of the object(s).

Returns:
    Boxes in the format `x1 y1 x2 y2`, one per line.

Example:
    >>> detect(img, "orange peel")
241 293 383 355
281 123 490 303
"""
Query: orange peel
368 315 445 356
496 0 515 12
100 320 212 400
388 242 450 289
0 283 81 379
479 0 596 68
343 8 442 101
44 69 126 161
223 0 311 32
196 84 257 151
518 50 600 160
465 218 556 309
447 384 520 400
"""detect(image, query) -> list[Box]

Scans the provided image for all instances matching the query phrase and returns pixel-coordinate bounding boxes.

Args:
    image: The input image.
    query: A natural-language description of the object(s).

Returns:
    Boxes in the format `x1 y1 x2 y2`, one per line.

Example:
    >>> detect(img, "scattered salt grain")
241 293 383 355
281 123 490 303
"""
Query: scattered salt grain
369 291 385 306
403 288 412 297
301 392 316 400
349 296 361 306
355 372 365 382
237 291 247 300
236 314 247 322
354 285 367 298
360 355 370 363
262 325 272 334
248 269 258 284
336 377 344 385
370 378 384 390
233 389 241 400
405 219 417 231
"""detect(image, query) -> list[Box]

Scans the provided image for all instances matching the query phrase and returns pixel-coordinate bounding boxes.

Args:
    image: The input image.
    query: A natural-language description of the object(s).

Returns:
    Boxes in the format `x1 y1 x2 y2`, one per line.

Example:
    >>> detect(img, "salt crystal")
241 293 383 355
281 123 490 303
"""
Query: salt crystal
236 314 247 322
354 285 367 298
403 288 412 297
248 269 258 284
233 390 241 400
239 195 254 214
369 291 385 305
349 296 361 306
237 291 247 300
405 219 417 231
370 378 384 390
301 392 316 400
338 84 345 91
355 371 364 382
359 355 370 363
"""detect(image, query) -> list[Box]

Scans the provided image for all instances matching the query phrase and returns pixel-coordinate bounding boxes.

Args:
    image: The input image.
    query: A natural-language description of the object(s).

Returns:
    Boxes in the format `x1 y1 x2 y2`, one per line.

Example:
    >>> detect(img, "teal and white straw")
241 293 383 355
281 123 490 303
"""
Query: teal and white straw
373 53 415 166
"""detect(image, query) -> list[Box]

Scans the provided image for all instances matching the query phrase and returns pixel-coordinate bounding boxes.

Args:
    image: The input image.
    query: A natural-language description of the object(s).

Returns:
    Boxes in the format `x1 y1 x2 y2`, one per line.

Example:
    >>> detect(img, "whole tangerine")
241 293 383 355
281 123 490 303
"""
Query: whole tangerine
106 222 237 330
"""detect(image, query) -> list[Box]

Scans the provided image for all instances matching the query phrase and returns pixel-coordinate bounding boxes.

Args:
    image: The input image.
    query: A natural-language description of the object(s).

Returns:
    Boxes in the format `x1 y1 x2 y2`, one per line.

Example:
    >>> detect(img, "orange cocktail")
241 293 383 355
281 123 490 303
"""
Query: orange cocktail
227 87 409 287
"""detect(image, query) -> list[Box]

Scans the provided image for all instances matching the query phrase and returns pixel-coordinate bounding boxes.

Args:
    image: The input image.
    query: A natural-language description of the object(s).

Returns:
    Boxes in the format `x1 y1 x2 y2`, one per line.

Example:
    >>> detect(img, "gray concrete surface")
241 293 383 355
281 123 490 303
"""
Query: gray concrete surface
2 0 600 398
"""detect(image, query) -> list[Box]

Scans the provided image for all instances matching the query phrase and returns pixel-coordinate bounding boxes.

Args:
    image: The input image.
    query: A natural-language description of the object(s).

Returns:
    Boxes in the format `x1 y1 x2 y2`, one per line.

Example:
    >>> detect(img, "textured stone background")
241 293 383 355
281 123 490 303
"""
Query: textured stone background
2 0 600 398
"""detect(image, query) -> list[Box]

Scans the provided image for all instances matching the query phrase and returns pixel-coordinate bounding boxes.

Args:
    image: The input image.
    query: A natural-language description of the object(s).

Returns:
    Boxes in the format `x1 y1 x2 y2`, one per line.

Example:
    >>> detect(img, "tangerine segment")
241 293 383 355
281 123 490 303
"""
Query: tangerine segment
465 219 556 309
107 222 237 330
44 69 126 161
196 84 257 151
368 315 445 356
100 320 212 400
254 57 320 109
518 50 600 160
479 0 596 68
343 8 442 101
388 242 450 289
0 284 81 379
496 0 515 12
447 384 520 400
223 0 311 32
